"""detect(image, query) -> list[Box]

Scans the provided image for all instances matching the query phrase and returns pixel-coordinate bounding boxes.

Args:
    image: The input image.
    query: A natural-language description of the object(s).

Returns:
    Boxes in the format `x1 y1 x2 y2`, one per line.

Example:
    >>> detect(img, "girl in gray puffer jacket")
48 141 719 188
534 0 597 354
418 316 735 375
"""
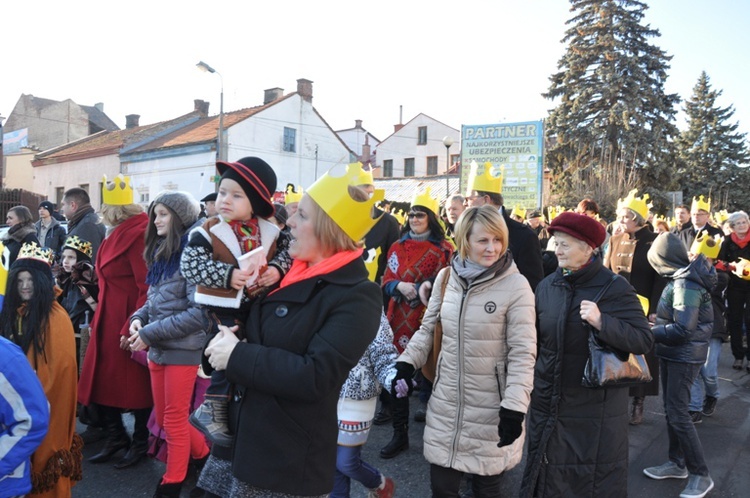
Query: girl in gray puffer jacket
643 232 716 498
127 191 211 498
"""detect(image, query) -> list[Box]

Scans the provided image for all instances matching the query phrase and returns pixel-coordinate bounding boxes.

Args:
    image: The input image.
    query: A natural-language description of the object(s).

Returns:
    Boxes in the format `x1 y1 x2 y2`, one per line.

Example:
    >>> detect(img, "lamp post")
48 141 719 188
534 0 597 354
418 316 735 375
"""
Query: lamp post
196 61 225 162
442 136 454 196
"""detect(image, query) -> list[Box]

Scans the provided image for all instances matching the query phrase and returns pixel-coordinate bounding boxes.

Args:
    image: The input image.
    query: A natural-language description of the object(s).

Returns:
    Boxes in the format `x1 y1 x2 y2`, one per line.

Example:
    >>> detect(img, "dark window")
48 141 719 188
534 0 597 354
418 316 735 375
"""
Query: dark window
418 126 427 145
79 183 89 193
404 158 415 177
283 127 296 153
427 156 438 175
383 160 393 177
55 187 65 206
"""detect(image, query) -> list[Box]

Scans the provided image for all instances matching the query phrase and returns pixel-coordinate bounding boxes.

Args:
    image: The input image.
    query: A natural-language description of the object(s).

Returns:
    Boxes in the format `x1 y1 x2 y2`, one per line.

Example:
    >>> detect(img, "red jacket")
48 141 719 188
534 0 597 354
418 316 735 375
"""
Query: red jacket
78 213 151 409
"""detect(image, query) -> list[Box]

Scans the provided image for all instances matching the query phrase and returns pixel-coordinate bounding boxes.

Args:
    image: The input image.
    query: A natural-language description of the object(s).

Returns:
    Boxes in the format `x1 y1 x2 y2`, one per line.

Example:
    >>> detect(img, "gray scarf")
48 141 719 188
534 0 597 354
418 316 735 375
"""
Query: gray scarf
408 230 431 242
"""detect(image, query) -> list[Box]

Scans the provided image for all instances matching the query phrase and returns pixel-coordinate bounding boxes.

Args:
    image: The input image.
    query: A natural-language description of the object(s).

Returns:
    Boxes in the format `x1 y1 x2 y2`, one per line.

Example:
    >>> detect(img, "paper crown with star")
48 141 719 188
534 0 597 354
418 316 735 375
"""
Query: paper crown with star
63 235 93 260
546 205 568 222
390 208 406 226
511 205 527 220
11 242 54 279
691 195 711 214
617 189 650 220
713 209 729 225
411 187 439 215
284 184 303 205
102 174 134 205
466 161 503 195
307 162 384 242
690 233 723 259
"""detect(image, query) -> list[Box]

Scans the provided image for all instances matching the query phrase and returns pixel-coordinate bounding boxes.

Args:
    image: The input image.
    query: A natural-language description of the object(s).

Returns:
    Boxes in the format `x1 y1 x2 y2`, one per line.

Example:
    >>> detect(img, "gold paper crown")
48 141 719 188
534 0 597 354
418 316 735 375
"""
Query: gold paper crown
733 258 750 281
617 189 650 220
63 235 93 258
713 209 729 225
691 195 711 214
466 161 503 195
102 174 134 205
511 205 527 220
351 165 374 187
411 187 439 215
390 208 406 226
285 185 303 205
0 242 8 296
547 205 567 222
667 216 677 229
17 242 54 266
363 247 381 282
307 162 384 242
690 233 723 259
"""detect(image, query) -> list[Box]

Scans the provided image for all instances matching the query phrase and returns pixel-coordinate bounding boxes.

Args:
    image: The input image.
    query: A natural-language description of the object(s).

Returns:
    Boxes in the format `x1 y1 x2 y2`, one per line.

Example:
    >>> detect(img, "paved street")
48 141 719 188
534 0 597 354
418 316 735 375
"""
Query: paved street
73 342 750 497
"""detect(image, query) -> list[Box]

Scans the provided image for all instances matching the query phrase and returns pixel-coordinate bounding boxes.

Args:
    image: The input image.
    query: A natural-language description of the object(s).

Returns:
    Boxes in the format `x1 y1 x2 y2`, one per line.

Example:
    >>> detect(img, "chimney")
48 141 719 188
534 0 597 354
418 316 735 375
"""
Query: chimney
194 99 210 117
362 135 371 164
264 88 284 105
125 114 140 129
394 124 404 133
297 78 313 102
394 105 404 132
94 102 104 112
355 119 363 129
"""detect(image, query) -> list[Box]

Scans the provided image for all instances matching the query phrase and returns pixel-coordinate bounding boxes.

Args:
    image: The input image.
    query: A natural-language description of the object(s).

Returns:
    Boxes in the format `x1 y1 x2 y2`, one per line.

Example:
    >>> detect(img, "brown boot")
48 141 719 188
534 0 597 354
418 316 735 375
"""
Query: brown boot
629 396 644 425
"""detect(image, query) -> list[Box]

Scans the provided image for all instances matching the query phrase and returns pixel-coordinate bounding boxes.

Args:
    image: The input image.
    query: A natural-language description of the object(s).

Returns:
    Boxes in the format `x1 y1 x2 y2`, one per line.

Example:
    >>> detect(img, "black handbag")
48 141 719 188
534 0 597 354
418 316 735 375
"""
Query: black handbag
581 274 652 388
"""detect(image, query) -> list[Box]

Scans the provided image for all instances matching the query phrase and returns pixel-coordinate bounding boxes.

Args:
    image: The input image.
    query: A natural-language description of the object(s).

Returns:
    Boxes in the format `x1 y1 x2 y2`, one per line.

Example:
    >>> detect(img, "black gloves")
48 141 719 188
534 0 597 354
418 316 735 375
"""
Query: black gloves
497 407 525 448
390 361 416 398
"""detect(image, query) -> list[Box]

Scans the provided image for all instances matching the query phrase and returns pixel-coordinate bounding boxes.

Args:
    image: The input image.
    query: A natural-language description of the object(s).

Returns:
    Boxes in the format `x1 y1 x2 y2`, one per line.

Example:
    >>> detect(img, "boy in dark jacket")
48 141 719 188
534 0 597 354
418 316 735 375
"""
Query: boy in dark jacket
643 232 716 498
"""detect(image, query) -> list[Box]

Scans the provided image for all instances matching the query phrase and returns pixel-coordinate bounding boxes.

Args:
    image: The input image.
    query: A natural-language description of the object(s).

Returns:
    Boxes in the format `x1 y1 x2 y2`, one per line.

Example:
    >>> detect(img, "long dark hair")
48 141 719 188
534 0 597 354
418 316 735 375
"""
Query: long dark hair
144 202 186 266
0 266 55 363
400 205 445 240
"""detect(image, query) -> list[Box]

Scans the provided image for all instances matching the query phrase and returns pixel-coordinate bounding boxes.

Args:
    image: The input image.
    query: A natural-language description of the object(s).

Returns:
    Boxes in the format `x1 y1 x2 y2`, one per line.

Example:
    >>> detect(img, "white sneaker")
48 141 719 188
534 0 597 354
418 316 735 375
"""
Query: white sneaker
679 474 714 498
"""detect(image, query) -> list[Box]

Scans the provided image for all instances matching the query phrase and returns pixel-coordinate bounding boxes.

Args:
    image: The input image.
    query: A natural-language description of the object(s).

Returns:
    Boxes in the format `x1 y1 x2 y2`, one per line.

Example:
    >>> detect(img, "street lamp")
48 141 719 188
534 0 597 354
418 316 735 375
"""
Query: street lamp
443 136 454 196
196 61 225 162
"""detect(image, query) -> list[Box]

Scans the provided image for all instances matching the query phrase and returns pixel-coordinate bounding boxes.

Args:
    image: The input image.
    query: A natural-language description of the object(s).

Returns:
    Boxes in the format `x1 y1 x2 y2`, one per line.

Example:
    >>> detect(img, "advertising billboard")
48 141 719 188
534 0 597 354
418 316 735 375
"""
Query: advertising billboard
460 121 543 209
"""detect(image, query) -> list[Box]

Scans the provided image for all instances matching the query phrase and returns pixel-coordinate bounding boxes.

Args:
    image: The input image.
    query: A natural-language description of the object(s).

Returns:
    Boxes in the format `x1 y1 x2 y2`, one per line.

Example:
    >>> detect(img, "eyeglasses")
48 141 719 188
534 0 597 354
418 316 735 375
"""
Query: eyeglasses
407 212 427 219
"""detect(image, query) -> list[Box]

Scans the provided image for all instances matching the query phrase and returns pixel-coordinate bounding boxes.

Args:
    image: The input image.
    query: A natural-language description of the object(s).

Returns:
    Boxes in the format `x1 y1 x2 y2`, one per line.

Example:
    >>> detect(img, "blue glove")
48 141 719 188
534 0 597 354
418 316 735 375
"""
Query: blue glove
390 362 416 399
497 408 524 447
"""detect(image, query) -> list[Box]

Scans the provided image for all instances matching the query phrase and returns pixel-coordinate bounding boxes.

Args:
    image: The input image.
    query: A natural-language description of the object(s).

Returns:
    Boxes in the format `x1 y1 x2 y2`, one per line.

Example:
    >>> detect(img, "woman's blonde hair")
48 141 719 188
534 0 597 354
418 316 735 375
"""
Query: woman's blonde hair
453 205 509 260
100 203 144 227
307 186 368 255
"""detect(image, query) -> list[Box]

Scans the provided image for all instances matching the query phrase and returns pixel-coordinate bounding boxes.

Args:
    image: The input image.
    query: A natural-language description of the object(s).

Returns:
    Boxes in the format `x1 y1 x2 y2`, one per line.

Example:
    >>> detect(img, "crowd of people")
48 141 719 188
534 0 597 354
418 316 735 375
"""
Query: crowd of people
1 157 744 498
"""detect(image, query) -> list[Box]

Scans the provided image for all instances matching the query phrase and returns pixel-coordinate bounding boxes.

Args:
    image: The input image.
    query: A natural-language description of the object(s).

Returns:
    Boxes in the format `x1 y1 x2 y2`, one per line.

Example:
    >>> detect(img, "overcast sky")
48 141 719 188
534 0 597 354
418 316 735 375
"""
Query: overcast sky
3 0 748 145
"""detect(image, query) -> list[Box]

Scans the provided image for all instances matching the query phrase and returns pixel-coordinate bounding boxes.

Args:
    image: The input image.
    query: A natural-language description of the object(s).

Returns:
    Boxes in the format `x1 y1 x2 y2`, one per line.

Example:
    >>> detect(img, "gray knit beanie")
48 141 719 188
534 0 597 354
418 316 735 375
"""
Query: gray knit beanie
647 232 690 277
150 191 200 229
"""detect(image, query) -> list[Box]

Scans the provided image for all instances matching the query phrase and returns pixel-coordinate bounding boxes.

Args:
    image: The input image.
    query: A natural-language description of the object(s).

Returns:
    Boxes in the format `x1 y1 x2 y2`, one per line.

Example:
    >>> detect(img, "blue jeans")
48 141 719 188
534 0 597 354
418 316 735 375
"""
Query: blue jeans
689 338 722 411
331 444 382 497
660 359 709 476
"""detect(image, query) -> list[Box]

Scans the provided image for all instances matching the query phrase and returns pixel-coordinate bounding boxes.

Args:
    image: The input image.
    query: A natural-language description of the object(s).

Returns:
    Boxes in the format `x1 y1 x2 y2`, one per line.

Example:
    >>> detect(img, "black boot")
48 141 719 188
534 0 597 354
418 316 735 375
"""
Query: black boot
153 480 183 498
373 390 392 425
380 425 409 459
89 405 130 464
115 408 151 469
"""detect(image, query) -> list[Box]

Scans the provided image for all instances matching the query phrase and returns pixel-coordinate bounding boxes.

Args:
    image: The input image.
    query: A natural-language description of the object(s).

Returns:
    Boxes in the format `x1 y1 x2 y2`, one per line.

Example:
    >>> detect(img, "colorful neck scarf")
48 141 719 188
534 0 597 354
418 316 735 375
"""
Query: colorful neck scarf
228 217 261 254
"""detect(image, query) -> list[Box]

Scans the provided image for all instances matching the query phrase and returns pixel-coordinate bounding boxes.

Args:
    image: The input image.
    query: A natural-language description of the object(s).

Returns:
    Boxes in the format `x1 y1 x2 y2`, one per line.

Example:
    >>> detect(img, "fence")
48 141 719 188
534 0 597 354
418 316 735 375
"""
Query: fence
0 188 47 224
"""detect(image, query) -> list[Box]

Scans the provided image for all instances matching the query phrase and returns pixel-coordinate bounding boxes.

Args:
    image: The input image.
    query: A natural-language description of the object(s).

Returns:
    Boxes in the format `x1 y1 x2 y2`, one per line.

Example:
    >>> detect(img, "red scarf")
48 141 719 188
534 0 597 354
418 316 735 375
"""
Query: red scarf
228 218 261 254
276 249 363 291
731 231 750 249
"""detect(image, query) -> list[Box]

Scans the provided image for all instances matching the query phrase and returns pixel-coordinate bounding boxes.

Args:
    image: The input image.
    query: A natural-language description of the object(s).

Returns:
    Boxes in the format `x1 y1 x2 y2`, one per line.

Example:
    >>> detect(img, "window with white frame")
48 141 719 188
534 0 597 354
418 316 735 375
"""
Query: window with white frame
404 158 415 177
283 127 297 153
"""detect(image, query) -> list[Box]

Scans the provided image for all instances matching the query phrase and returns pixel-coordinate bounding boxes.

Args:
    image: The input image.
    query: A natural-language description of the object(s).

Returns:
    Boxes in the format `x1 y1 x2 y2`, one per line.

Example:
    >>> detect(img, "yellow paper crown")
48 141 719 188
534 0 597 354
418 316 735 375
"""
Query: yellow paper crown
617 189 650 220
363 247 382 282
511 205 527 220
690 233 723 259
466 161 503 195
713 209 729 225
390 208 406 226
17 242 54 266
668 216 677 229
733 258 750 281
285 185 303 205
411 187 439 215
63 235 93 258
350 165 374 187
0 242 8 301
547 205 567 222
307 162 384 242
102 174 134 205
691 195 711 214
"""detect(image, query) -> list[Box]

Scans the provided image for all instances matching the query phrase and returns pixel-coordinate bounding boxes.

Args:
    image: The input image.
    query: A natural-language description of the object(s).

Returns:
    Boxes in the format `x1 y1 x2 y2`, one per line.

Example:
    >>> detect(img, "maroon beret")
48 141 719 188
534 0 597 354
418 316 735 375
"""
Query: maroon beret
548 211 606 249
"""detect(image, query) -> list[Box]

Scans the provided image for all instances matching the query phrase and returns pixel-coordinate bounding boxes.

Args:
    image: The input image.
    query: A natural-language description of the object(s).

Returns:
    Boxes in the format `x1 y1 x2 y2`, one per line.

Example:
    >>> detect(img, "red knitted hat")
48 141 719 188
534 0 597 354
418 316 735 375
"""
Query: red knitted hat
548 212 606 249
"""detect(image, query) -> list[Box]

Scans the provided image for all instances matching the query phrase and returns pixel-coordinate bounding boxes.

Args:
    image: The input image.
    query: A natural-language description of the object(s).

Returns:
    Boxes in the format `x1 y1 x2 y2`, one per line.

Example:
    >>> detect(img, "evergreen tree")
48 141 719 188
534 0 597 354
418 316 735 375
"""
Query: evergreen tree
544 0 681 213
677 71 750 211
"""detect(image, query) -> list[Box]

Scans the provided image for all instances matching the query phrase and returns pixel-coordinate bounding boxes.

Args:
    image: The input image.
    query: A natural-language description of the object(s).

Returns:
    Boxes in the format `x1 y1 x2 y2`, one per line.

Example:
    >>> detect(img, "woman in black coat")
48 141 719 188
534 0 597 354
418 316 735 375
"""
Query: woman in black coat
199 178 383 498
2 206 40 266
520 213 653 498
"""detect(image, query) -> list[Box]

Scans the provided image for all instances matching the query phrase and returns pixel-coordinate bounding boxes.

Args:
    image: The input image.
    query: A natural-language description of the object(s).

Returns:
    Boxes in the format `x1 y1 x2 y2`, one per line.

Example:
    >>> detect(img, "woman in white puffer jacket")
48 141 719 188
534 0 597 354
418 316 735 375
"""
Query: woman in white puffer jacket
395 205 537 498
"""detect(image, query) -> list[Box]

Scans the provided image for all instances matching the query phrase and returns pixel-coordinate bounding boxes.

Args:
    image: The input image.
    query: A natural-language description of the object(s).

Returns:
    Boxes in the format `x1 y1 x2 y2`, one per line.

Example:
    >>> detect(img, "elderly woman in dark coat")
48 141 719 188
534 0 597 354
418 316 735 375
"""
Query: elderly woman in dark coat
603 191 666 424
520 212 654 498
